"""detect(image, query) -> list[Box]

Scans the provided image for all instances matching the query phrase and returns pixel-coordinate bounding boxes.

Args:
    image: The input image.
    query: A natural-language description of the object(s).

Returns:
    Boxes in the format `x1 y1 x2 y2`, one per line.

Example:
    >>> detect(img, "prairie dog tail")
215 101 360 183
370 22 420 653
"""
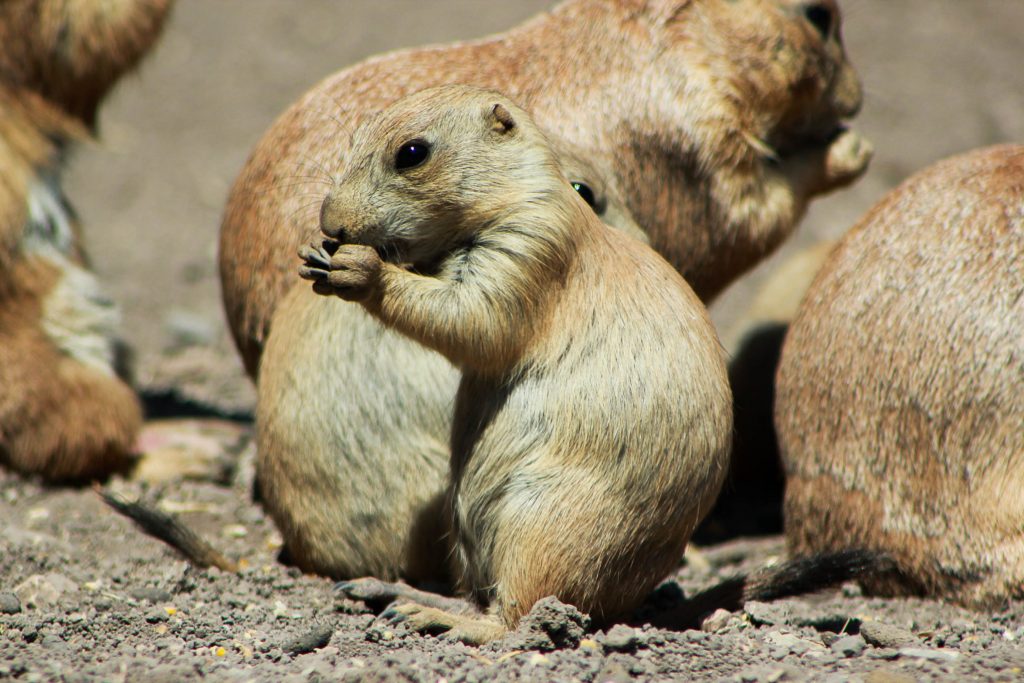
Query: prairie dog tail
99 488 239 572
645 549 894 630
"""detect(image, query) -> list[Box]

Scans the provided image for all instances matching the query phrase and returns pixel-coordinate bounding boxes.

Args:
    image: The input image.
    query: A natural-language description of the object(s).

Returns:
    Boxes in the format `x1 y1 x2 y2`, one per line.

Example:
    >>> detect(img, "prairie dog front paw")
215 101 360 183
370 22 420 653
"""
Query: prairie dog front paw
823 128 873 188
299 241 382 301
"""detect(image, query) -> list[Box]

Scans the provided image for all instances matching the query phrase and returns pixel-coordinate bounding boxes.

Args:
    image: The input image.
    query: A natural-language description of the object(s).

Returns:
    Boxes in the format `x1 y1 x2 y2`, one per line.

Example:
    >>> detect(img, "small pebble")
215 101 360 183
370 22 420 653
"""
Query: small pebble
528 652 550 666
146 608 170 623
223 524 248 538
744 601 788 626
0 592 21 614
26 506 50 522
764 631 818 656
840 581 863 598
601 624 640 652
831 634 867 658
860 620 918 649
41 634 68 651
281 624 334 655
702 608 735 633
131 587 172 604
14 573 77 608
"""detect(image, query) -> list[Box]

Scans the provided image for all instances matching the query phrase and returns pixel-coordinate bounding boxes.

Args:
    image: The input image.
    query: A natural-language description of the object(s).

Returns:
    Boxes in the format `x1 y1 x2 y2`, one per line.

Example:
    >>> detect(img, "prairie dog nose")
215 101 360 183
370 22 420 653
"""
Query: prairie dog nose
319 193 348 241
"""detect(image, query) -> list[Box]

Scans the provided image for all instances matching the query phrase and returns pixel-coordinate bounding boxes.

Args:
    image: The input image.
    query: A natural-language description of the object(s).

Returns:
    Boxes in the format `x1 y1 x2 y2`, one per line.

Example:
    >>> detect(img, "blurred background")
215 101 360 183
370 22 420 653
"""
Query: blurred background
64 0 1024 414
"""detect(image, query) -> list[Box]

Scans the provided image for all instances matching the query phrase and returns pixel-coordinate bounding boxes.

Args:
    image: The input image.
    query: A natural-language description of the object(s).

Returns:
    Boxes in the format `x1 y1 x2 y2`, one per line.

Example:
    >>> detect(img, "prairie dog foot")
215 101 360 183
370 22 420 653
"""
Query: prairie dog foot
335 578 476 615
298 240 381 300
382 602 506 645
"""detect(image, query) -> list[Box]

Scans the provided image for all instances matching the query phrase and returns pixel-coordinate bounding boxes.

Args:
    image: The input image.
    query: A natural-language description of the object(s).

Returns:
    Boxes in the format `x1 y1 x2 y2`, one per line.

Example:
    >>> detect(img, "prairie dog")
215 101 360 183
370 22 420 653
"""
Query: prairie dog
295 85 733 642
223 0 870 371
238 0 871 580
775 145 1024 607
0 0 172 482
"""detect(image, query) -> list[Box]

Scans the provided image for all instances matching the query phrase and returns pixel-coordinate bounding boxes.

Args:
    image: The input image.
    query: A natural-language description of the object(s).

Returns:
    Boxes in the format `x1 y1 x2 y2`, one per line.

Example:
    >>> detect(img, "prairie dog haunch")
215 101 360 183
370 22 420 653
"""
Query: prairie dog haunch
776 144 1024 608
297 85 733 642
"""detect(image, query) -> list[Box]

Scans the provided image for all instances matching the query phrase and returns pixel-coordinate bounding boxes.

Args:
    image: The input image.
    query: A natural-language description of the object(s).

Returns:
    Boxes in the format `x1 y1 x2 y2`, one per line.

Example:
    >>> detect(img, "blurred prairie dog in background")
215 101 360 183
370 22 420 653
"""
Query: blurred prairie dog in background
296 85 732 643
776 144 1024 608
230 0 872 580
0 0 173 482
223 0 870 367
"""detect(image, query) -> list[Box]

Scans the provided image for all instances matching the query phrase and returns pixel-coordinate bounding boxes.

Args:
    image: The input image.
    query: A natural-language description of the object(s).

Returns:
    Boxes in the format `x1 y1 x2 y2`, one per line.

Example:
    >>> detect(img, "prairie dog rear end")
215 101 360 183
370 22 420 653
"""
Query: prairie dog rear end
776 144 1024 607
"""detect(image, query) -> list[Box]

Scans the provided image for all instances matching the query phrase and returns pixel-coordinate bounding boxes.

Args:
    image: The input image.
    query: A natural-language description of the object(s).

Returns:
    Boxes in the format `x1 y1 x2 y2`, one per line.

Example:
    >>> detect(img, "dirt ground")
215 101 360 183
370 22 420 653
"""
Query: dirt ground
3 1 1024 680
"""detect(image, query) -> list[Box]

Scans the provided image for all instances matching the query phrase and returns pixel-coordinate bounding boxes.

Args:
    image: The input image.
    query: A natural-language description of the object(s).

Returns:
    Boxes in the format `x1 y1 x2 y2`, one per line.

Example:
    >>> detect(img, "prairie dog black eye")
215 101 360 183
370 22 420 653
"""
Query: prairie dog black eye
571 181 597 209
802 2 833 39
395 140 430 170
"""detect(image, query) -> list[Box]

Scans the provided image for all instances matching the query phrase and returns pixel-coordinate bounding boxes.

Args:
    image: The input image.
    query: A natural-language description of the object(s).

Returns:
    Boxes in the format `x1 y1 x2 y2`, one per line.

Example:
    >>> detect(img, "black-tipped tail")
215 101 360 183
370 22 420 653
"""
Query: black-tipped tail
641 548 892 631
742 548 893 603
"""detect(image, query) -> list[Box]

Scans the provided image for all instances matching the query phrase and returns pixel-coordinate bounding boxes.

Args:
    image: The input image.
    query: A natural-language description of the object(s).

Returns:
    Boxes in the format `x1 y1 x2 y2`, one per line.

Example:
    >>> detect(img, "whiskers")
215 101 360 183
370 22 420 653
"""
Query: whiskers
239 154 338 231
741 130 780 163
282 196 324 231
375 240 407 265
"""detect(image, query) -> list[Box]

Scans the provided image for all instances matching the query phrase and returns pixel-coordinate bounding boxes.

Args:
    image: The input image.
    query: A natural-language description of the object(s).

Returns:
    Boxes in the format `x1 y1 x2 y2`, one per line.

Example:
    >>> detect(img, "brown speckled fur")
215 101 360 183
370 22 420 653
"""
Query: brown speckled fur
776 144 1024 608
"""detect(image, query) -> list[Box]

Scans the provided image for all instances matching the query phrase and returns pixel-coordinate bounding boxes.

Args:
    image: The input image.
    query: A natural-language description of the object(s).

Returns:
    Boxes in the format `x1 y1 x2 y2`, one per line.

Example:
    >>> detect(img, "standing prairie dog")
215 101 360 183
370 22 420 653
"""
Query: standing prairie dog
776 144 1024 608
240 0 871 581
257 147 642 581
296 85 733 642
0 0 172 482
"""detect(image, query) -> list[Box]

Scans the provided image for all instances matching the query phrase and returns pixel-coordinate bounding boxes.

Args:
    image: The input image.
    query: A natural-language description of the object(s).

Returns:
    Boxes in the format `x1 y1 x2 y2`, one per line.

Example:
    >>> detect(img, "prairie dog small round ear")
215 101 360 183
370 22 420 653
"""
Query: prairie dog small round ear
490 103 517 134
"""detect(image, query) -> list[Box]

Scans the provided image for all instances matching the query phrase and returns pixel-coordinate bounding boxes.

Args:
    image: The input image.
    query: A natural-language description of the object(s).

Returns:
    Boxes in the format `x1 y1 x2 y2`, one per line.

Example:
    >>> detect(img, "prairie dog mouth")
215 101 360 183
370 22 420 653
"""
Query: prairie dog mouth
319 236 408 265
773 122 850 159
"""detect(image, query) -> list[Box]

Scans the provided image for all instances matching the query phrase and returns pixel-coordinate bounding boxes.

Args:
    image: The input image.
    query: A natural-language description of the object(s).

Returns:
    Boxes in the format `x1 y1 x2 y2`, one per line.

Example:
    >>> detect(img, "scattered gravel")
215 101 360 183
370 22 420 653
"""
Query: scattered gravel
830 634 867 657
7 457 1020 681
6 1 1024 681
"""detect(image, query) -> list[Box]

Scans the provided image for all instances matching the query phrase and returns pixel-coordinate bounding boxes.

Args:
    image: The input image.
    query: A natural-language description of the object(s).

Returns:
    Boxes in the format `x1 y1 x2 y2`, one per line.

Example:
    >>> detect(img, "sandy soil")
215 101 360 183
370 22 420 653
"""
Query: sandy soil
4 1 1024 680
